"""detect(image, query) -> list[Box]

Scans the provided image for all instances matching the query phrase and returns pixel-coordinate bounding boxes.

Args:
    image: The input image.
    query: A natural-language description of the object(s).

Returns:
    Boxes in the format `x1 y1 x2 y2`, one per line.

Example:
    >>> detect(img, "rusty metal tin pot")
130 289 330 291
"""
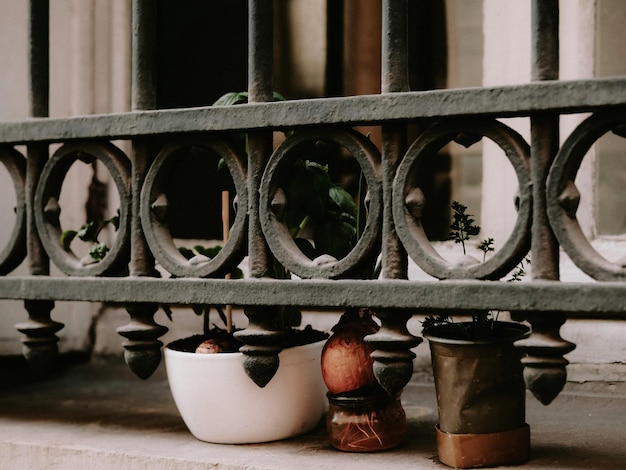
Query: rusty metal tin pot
425 321 531 468
424 322 530 435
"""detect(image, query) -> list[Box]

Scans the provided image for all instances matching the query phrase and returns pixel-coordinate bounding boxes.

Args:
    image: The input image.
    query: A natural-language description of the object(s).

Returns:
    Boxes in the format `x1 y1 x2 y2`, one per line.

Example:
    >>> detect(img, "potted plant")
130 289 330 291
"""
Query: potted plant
162 91 369 444
60 206 331 444
260 126 407 452
422 201 531 468
61 91 387 445
321 307 407 452
164 304 329 444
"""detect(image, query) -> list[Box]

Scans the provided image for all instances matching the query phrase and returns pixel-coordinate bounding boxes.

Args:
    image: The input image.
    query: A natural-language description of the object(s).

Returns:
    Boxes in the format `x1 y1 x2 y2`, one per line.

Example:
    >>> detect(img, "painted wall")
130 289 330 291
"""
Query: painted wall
0 0 131 356
0 1 624 381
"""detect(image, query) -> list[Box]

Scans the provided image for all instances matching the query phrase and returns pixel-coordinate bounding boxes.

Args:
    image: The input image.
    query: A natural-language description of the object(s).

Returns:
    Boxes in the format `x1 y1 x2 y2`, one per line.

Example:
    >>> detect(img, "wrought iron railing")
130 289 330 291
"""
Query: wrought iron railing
1 0 625 404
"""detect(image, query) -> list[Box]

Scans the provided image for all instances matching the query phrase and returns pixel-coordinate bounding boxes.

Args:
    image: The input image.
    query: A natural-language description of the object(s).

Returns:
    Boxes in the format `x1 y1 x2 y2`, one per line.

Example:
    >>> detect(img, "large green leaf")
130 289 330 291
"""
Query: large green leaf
315 219 357 260
212 91 286 107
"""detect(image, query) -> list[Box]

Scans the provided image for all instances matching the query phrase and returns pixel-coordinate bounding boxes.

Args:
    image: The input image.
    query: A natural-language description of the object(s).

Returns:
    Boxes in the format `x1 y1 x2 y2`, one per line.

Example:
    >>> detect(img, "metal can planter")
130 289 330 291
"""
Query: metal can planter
424 321 531 468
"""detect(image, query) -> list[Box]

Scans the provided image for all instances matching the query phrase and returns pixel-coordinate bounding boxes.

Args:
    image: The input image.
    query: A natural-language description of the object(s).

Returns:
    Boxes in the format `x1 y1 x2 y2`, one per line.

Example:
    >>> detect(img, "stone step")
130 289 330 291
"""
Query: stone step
1 357 625 470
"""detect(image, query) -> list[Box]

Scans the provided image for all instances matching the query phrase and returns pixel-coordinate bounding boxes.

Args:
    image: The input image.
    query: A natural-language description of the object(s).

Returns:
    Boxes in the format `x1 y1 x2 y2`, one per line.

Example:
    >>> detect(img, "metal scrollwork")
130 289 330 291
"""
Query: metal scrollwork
34 141 131 276
259 128 382 279
393 118 532 280
140 137 248 278
0 146 27 274
547 110 626 280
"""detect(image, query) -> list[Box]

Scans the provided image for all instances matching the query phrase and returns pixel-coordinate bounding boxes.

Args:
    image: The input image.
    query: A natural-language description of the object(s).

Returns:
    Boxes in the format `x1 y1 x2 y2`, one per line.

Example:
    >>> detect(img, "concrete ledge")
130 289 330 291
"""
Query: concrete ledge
567 363 626 383
1 358 626 470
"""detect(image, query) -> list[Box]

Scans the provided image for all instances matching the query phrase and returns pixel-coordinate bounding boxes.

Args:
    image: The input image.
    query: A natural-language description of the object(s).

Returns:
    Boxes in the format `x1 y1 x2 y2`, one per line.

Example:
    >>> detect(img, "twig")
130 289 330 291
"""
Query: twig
222 190 233 334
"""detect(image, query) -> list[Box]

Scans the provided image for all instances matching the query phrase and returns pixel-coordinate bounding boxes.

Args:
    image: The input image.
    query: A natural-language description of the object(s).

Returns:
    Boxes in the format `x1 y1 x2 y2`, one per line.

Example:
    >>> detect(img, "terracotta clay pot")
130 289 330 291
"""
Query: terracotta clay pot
326 390 406 452
425 321 531 468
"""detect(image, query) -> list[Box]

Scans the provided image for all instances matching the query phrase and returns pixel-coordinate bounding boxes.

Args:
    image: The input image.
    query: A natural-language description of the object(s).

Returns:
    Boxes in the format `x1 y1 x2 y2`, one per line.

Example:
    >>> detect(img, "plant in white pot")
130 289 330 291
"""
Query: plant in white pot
161 197 336 443
164 303 329 444
163 90 366 444
62 205 331 444
161 238 331 444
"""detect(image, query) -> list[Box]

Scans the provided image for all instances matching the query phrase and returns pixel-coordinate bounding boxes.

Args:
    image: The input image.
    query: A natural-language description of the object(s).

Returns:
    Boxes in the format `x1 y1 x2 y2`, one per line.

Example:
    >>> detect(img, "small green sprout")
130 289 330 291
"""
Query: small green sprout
449 201 481 255
508 255 531 282
478 237 495 262
60 210 120 261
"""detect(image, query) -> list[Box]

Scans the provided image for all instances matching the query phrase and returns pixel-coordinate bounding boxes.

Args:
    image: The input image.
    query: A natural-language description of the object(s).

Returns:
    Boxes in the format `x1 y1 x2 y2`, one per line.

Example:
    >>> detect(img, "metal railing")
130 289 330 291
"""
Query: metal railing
1 0 625 404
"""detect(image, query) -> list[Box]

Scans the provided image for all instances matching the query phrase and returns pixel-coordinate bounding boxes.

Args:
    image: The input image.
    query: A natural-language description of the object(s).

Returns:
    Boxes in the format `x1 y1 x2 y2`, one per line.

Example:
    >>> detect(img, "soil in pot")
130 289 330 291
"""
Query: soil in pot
168 324 328 354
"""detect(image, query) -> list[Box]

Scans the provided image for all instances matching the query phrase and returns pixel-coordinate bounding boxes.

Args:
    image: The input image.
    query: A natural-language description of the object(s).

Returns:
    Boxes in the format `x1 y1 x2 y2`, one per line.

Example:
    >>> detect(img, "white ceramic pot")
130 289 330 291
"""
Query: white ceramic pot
165 339 327 444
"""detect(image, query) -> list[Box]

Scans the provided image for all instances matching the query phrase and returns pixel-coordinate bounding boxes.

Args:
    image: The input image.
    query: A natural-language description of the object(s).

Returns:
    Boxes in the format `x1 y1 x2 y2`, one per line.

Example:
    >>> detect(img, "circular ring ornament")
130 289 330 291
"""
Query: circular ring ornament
35 141 131 276
0 146 27 274
393 118 531 280
259 128 382 279
141 137 248 278
547 110 626 281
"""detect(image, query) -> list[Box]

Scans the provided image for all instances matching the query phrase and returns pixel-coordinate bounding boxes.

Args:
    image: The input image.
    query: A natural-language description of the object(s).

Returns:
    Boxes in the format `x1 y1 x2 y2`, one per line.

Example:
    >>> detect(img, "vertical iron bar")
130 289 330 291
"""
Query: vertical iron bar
131 0 157 112
129 0 157 279
381 0 409 279
367 0 421 397
246 0 274 280
234 0 286 388
530 0 560 279
29 0 49 119
517 0 575 405
117 0 167 380
381 0 409 96
26 0 50 275
16 0 62 375
325 0 344 97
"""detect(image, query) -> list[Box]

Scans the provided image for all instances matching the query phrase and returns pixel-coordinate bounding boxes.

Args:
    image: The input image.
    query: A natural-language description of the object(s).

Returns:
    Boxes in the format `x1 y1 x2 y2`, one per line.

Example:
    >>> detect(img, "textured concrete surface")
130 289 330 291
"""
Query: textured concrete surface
1 356 625 470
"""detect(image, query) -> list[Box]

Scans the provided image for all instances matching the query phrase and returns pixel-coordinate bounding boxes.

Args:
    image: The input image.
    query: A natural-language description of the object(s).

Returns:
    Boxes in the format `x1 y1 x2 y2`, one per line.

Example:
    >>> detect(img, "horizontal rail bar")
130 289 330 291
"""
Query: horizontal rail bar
0 277 625 316
1 78 625 144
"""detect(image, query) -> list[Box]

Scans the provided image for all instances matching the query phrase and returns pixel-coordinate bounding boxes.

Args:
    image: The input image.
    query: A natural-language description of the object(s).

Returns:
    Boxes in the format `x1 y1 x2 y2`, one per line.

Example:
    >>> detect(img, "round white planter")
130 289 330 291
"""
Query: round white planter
165 339 327 444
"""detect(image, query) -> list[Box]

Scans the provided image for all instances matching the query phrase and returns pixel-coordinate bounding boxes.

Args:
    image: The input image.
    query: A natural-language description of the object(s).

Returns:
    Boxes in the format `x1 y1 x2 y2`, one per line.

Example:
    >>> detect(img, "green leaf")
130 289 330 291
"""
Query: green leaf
285 160 332 226
328 185 357 219
272 91 287 102
178 247 195 260
275 305 302 330
193 245 222 259
449 200 481 254
213 92 249 107
108 210 120 231
161 304 174 322
230 266 244 279
315 219 357 260
61 230 77 251
213 91 285 107
77 221 99 243
88 242 109 261
192 304 206 316
478 237 495 261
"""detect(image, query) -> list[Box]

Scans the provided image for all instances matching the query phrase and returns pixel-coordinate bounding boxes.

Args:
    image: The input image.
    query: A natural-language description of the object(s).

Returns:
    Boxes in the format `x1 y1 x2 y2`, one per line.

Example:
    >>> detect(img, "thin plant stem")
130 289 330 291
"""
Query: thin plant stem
222 190 233 334
293 215 310 239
